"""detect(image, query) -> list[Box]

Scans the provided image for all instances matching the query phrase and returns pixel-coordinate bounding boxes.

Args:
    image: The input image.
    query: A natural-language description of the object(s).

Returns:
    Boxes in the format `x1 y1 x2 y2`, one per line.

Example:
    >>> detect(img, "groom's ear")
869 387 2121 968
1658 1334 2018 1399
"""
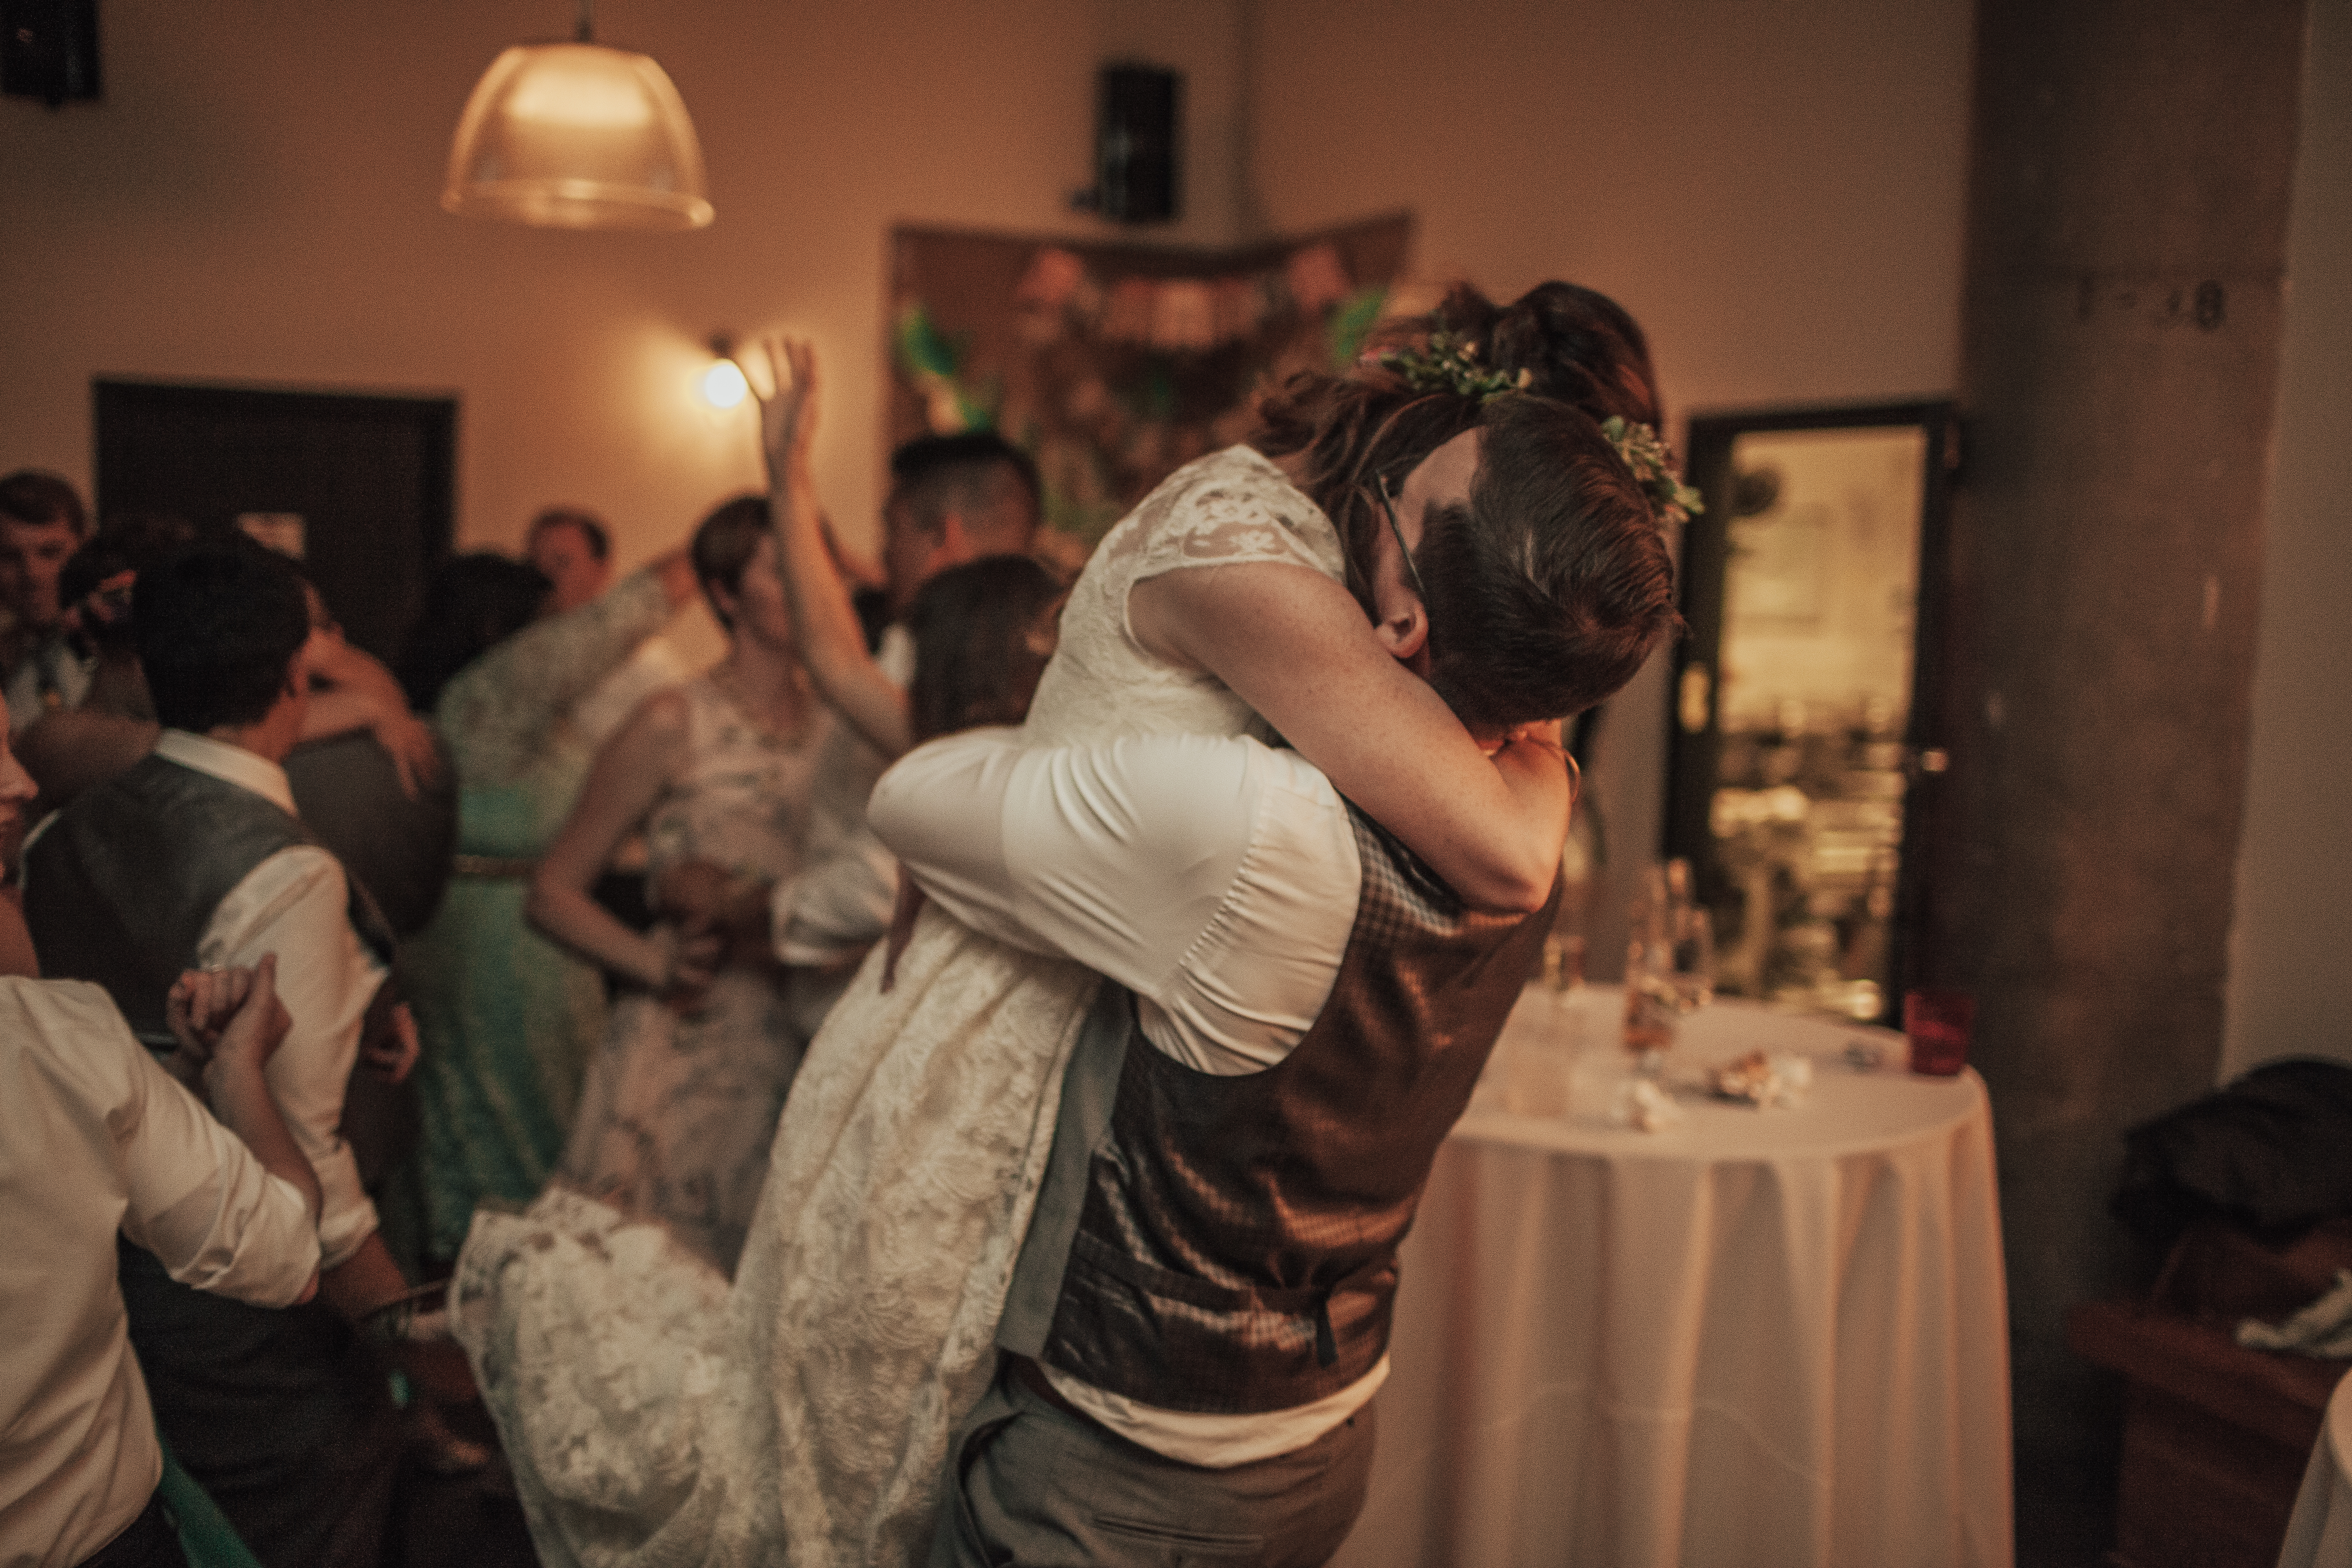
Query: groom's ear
1371 595 1432 673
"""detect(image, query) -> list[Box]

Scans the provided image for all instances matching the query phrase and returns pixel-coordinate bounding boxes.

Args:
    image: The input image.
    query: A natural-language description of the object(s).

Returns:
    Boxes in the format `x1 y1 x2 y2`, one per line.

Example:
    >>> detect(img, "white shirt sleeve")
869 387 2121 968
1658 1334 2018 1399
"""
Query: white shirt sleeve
119 1048 321 1308
196 845 386 1268
869 729 1361 1074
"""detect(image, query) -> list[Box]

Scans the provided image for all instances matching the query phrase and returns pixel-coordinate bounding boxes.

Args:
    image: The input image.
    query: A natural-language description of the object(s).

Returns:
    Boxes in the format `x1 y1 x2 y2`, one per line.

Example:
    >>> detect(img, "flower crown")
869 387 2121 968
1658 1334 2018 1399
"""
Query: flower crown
1597 415 1704 529
1375 333 1703 528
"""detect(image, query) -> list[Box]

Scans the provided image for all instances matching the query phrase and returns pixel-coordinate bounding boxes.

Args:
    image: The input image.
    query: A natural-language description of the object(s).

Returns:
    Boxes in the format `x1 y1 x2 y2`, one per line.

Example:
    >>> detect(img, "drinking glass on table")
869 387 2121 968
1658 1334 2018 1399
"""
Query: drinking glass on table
1624 859 1715 1072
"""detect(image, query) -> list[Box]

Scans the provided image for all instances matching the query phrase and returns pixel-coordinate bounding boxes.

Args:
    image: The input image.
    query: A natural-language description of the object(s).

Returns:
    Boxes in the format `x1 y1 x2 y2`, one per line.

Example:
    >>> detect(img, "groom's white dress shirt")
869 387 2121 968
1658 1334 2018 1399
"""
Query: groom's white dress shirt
872 727 1390 1466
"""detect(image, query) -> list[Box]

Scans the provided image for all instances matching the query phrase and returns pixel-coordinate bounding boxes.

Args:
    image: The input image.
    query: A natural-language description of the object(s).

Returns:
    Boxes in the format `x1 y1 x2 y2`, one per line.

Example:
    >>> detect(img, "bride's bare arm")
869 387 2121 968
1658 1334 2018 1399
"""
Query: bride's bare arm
754 336 913 760
1129 560 1570 913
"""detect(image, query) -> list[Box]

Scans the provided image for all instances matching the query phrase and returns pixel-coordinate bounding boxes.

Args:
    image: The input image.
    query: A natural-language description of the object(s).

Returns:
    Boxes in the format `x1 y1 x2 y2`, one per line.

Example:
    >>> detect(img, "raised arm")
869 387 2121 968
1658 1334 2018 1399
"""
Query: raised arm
754 336 912 759
1129 560 1570 913
526 691 720 999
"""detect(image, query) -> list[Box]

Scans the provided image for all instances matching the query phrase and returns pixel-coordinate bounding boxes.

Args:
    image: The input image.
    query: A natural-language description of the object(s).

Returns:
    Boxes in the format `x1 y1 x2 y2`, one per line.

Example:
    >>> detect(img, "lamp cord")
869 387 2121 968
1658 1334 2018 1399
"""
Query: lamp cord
574 0 594 43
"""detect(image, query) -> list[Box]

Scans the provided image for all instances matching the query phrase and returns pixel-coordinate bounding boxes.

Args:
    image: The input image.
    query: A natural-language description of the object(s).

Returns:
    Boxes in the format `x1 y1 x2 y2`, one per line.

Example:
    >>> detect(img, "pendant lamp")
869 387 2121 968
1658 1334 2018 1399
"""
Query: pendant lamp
442 1 713 231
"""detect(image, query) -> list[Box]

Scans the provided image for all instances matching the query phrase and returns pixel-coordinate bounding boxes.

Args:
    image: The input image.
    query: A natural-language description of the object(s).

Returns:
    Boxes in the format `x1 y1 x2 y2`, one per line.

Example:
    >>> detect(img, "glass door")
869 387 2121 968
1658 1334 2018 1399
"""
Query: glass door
1664 401 1958 1024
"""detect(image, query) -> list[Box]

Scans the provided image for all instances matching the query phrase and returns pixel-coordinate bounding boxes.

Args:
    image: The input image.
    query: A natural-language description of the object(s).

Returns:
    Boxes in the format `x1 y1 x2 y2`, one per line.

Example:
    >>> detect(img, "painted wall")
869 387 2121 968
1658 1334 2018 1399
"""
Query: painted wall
1248 0 1975 964
2221 0 2352 1081
0 0 1253 569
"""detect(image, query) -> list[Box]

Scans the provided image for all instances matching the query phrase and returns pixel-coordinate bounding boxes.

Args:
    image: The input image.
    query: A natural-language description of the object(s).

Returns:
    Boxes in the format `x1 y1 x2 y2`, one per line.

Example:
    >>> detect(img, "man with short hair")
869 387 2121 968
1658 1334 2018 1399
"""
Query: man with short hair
877 431 1045 619
524 506 612 615
0 469 94 730
22 542 410 1568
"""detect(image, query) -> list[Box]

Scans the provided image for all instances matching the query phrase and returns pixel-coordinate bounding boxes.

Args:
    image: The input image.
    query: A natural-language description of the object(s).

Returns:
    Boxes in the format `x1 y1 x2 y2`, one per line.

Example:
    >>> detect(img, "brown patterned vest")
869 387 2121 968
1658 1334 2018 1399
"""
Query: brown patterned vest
997 805 1557 1414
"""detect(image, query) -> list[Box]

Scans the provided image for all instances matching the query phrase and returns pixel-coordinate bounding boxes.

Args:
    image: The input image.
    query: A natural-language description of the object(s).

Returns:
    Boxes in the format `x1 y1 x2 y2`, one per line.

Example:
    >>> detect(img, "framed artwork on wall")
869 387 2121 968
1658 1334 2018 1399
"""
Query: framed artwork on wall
886 213 1414 548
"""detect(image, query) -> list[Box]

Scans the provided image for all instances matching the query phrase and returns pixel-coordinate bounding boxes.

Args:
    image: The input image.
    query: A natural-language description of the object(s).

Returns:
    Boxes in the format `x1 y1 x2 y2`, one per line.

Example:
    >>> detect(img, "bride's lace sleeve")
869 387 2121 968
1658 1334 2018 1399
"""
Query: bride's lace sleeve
1102 446 1347 591
1025 447 1351 745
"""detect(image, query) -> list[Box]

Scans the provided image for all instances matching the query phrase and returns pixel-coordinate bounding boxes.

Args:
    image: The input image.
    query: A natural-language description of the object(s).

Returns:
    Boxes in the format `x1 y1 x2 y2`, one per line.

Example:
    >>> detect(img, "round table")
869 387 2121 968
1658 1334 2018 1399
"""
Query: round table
2281 1371 2352 1568
1329 983 2014 1568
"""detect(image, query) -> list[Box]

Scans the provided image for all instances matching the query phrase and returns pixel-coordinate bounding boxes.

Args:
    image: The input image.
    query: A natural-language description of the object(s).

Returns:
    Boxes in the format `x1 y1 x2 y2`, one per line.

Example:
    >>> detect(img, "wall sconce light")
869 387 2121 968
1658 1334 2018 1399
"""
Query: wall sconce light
443 1 714 232
701 335 749 409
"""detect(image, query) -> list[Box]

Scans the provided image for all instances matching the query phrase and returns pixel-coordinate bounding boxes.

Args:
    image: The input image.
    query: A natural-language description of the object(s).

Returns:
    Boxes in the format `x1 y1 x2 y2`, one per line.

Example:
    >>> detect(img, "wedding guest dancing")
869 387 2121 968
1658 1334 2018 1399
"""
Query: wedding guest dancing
20 542 419 1568
392 544 698 1271
452 281 1684 1568
530 498 831 1275
0 681 322 1568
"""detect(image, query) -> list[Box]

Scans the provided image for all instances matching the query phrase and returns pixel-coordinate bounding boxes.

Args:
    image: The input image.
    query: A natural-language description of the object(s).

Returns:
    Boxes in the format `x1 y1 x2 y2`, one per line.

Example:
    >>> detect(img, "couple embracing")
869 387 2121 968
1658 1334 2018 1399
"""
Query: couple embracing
453 280 1685 1568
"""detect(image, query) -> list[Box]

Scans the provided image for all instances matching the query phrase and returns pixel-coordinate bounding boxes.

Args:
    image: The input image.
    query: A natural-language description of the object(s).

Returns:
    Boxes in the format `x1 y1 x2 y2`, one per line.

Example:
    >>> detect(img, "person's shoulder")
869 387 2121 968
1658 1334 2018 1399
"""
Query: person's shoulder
0 975 143 1076
1141 446 1341 575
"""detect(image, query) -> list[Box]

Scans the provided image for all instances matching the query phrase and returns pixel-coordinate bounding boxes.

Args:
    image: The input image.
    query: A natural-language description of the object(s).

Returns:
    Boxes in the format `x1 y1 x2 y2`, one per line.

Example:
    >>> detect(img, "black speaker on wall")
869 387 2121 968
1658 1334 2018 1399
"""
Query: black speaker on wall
3 0 101 107
1091 64 1180 225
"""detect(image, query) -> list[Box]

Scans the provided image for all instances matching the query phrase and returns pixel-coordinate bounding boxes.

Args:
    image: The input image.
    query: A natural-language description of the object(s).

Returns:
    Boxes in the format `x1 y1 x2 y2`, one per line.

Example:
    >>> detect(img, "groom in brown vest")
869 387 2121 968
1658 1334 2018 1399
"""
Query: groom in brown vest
870 416 1679 1565
23 541 413 1568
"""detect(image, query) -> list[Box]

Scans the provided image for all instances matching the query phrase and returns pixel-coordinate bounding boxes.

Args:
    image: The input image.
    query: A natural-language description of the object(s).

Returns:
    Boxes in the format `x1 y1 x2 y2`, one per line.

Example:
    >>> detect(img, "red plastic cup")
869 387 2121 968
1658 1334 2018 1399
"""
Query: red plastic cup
1904 989 1974 1076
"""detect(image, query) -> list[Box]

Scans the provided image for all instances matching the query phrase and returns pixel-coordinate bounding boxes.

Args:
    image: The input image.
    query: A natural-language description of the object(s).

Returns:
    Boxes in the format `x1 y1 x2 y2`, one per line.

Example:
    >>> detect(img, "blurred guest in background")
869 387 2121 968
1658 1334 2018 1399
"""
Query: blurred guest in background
391 542 697 1274
530 498 824 1274
524 507 611 616
0 469 94 731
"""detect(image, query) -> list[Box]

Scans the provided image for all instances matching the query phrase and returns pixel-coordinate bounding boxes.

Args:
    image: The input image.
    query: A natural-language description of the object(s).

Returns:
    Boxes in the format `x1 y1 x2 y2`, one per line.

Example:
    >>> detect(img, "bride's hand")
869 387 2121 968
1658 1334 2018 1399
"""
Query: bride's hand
754 336 820 481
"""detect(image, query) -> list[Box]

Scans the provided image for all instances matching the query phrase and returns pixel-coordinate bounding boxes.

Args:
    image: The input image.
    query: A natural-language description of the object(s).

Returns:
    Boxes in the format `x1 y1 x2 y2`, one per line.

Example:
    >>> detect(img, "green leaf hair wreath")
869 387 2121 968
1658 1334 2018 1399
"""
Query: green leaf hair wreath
1375 334 1703 527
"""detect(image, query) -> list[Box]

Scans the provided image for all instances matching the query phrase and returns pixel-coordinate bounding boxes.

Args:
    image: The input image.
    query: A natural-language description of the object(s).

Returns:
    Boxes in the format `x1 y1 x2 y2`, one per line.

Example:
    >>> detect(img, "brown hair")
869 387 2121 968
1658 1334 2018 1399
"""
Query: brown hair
0 470 88 539
904 554 1063 742
1253 281 1680 723
690 495 770 632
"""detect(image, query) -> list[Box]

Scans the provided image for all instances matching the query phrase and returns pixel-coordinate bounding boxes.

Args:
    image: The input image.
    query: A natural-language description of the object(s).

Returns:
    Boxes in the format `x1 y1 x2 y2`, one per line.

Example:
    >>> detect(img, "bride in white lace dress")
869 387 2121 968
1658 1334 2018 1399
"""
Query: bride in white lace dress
455 285 1670 1568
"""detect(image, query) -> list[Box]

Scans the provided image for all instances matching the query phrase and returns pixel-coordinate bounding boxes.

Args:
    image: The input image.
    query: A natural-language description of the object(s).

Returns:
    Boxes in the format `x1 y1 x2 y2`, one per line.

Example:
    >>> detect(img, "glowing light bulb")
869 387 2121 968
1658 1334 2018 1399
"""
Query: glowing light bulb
702 356 749 409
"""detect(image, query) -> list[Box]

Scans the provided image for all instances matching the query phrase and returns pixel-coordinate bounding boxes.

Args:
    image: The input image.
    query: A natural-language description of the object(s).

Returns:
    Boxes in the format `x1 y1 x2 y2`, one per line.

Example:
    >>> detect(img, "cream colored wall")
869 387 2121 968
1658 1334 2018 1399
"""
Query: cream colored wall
1 0 1981 965
2221 0 2352 1080
0 0 1252 569
1248 0 1974 964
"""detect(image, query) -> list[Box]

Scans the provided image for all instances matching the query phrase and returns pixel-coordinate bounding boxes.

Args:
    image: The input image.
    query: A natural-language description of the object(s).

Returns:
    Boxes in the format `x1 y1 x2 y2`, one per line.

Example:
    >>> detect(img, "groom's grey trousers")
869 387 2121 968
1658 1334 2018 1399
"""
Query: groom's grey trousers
926 1355 1374 1568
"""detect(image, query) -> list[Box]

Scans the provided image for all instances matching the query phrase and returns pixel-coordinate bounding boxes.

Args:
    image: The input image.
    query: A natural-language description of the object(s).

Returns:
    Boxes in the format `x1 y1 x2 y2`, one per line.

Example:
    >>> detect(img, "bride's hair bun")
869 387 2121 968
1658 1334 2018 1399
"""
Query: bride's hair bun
1433 281 1661 431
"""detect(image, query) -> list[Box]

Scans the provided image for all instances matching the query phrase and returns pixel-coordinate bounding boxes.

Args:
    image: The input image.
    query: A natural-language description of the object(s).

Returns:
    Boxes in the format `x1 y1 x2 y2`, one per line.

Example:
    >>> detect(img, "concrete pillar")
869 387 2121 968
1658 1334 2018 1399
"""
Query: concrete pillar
1937 0 2306 1502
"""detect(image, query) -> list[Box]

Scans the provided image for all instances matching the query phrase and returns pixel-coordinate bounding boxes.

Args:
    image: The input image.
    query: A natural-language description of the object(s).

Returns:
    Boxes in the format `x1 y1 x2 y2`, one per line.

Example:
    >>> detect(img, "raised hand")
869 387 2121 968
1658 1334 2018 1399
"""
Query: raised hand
373 712 445 801
753 335 820 482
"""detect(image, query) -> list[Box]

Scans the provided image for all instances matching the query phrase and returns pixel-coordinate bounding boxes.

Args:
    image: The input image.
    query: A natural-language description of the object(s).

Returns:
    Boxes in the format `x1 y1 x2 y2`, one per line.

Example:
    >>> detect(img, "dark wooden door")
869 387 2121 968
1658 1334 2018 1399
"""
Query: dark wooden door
93 381 456 664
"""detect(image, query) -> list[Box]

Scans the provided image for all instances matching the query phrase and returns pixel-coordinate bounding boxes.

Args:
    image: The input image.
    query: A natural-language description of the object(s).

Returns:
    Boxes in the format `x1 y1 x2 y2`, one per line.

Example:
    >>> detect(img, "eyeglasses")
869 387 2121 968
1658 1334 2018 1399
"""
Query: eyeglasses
1365 478 1431 605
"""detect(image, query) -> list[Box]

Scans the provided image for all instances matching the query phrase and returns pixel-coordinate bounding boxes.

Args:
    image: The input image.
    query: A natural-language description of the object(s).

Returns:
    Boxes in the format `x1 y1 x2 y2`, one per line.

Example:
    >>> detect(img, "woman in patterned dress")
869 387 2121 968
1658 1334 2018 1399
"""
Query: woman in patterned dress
526 498 830 1276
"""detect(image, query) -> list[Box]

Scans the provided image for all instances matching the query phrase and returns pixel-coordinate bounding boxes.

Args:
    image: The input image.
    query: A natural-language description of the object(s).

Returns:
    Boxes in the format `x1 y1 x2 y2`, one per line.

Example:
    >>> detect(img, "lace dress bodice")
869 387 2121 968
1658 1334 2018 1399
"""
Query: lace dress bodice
1025 444 1345 747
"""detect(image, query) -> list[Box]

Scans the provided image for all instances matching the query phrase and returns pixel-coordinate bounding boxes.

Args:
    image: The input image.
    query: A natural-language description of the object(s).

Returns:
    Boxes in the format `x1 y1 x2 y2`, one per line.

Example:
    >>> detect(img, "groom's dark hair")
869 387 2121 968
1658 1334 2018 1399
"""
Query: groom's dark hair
1417 395 1680 727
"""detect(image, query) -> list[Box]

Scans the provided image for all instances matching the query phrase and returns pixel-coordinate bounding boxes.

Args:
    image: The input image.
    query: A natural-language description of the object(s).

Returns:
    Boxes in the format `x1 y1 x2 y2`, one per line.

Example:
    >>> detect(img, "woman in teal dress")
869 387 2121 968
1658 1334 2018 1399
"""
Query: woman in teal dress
392 548 698 1269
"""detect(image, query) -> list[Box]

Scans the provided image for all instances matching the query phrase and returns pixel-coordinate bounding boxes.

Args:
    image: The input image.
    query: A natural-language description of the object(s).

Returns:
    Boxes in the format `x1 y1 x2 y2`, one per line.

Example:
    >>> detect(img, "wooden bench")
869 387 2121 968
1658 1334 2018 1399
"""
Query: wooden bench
2068 1219 2352 1568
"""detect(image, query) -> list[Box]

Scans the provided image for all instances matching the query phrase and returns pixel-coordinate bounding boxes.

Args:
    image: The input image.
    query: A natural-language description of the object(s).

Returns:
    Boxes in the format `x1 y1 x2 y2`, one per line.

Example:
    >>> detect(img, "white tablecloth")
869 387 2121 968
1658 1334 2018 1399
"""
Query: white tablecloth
2281 1371 2352 1568
1330 984 2014 1568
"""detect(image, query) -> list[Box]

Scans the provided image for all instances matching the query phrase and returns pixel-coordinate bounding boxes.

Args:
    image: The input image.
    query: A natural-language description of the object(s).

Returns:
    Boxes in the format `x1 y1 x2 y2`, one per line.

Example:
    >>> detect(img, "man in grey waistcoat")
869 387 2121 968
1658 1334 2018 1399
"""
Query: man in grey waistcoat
867 404 1682 1566
23 541 413 1568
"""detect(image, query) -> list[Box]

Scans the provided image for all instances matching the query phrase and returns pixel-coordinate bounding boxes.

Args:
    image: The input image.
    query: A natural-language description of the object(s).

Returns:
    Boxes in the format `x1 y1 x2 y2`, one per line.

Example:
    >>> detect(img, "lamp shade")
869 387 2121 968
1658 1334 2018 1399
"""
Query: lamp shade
442 41 713 230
